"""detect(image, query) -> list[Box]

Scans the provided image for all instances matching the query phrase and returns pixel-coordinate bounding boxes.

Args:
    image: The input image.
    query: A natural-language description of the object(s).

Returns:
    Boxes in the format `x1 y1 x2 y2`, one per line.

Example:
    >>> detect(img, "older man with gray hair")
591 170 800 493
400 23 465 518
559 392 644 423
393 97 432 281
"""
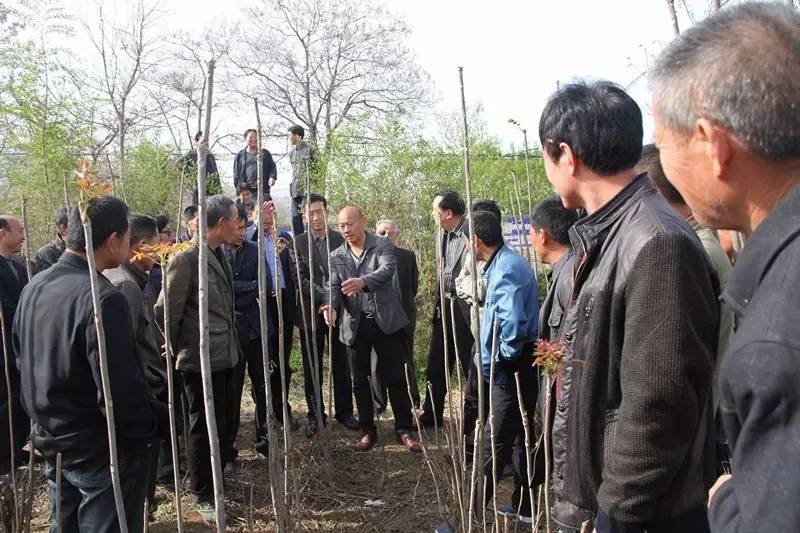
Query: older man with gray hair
651 4 800 532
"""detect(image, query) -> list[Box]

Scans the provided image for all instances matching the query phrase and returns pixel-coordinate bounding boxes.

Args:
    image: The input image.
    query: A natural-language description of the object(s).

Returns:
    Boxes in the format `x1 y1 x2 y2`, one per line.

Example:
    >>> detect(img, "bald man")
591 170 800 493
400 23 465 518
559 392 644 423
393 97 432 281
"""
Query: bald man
0 215 30 473
321 207 421 453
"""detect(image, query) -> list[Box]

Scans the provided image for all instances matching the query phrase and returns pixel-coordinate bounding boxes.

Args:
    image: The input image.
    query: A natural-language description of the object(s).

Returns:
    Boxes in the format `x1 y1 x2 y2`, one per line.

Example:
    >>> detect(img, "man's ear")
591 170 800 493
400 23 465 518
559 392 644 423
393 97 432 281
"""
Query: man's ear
559 142 579 177
539 228 550 247
696 118 733 182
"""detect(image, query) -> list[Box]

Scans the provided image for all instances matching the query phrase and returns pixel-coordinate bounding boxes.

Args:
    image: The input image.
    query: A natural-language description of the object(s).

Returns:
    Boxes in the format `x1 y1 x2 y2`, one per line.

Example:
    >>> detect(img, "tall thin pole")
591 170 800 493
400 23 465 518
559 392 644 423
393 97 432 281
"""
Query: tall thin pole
80 205 128 532
254 99 285 530
196 59 225 531
459 66 485 529
0 305 19 532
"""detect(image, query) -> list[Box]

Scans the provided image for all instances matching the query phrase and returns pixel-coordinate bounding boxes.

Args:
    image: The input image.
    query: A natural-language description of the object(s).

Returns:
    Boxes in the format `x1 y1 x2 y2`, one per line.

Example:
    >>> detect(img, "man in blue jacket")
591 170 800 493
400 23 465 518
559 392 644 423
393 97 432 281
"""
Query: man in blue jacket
473 210 539 524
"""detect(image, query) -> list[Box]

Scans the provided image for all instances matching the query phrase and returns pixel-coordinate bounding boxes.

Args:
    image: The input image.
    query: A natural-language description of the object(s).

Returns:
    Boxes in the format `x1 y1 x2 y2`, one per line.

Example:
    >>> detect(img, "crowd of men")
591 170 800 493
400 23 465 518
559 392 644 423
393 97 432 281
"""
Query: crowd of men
0 3 798 532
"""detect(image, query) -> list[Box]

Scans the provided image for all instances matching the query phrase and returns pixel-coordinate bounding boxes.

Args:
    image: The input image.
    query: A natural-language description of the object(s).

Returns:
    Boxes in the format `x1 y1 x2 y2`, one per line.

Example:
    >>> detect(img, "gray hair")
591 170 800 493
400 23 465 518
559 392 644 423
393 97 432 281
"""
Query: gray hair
650 3 800 163
207 195 236 227
375 219 398 231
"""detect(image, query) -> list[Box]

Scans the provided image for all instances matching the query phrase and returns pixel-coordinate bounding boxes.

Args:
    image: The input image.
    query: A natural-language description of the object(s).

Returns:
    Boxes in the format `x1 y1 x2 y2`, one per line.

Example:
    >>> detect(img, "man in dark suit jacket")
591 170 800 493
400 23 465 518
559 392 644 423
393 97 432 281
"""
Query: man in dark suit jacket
289 193 357 437
0 215 30 473
233 129 277 198
373 219 420 409
320 207 420 453
245 202 298 429
225 205 270 459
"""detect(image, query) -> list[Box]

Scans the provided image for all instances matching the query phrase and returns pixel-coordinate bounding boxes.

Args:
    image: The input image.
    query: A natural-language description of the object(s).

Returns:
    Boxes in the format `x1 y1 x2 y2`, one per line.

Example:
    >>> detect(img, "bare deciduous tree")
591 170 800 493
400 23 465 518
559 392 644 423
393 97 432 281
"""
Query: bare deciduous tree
231 0 430 149
666 0 681 36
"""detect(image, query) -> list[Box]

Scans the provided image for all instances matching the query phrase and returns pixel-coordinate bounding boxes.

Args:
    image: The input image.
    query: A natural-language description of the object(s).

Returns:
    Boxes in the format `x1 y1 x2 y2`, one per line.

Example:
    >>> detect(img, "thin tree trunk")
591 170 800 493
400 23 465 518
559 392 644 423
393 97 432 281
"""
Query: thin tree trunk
514 372 535 531
21 199 33 280
488 319 500 531
195 59 225 531
543 374 552 533
254 99 286 531
666 0 680 36
161 283 184 532
55 452 62 533
512 174 532 264
62 171 71 211
459 65 485 531
712 0 721 11
80 212 128 532
0 305 18 532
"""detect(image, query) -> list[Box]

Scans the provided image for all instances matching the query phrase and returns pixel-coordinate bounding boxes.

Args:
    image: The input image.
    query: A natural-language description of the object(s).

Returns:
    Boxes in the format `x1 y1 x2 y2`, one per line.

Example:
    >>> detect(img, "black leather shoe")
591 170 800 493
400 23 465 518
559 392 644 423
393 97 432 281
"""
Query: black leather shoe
337 414 360 431
355 431 377 451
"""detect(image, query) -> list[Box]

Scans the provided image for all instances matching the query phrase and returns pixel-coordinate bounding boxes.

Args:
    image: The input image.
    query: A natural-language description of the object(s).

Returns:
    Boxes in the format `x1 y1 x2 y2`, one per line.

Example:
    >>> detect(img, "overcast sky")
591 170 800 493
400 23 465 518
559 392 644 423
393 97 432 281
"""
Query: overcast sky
59 0 715 198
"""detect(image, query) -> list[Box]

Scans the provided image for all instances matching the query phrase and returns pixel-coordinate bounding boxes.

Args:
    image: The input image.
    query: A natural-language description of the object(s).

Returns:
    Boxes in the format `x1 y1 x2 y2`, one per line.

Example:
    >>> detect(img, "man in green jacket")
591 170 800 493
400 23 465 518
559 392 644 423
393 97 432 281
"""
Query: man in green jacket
155 195 241 521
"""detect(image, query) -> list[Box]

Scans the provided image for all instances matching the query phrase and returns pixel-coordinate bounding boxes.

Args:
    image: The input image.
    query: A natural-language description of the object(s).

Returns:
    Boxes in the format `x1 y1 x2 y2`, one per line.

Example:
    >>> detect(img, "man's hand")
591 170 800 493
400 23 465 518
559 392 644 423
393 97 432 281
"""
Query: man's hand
341 277 365 297
319 304 337 327
262 200 276 219
708 474 732 507
268 178 276 187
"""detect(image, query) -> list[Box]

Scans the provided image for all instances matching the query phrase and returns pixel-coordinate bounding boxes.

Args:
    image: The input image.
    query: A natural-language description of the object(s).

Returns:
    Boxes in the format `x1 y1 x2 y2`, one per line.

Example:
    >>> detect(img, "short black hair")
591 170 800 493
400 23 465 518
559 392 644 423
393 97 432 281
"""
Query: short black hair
530 197 579 246
243 128 257 138
435 189 466 217
288 125 305 138
0 217 10 231
472 211 503 247
236 183 251 193
54 207 69 228
194 131 203 142
472 199 501 219
636 144 686 206
236 204 248 222
207 195 235 228
182 205 198 222
67 196 129 251
129 214 158 245
154 213 171 233
539 81 643 176
303 192 328 209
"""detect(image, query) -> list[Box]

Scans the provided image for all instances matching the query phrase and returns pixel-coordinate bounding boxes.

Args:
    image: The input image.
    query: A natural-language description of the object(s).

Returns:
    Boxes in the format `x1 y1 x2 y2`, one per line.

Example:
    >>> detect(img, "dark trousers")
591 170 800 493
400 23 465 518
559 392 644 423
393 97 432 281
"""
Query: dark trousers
421 300 474 423
1 355 29 473
300 315 354 422
182 368 232 502
481 367 538 518
371 322 419 411
156 372 185 480
348 316 414 435
227 339 269 461
46 443 153 533
291 195 304 236
266 293 294 422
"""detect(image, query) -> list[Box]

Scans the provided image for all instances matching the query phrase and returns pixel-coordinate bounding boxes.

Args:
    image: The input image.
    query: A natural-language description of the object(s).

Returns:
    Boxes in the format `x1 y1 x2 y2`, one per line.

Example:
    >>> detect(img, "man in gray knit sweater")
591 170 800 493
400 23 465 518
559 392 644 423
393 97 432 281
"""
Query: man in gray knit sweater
539 81 719 533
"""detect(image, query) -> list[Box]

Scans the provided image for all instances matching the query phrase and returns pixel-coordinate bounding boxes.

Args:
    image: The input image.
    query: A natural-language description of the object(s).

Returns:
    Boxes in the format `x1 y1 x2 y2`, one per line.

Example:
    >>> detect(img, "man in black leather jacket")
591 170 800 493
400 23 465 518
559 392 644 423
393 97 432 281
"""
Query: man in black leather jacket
539 81 719 533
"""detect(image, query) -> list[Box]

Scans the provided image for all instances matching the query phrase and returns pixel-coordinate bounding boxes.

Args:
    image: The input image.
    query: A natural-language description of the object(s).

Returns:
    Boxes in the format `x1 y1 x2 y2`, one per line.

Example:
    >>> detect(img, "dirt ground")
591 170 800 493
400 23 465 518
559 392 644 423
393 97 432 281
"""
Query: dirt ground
21 365 526 532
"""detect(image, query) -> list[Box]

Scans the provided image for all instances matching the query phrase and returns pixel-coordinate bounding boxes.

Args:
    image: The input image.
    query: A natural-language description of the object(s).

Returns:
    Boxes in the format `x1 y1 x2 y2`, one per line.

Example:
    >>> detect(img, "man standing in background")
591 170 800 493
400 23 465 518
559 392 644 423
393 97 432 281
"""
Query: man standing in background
288 125 314 235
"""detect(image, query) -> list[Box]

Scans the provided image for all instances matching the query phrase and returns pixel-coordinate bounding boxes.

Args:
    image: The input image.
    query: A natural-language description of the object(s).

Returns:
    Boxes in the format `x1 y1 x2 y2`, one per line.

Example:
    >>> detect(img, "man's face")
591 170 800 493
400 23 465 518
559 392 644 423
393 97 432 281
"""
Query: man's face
186 215 199 238
654 110 735 230
221 204 240 245
246 131 258 148
159 223 173 244
432 196 451 230
233 218 246 247
375 222 398 243
288 132 301 146
106 229 131 269
0 218 24 254
528 226 548 264
239 189 252 206
542 148 582 210
338 209 365 244
304 201 328 233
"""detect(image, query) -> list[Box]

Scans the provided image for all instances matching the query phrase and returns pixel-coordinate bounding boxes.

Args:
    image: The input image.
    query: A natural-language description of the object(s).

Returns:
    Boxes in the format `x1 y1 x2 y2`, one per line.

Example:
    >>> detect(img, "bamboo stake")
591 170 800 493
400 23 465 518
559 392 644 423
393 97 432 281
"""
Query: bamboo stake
488 319 500 531
304 164 328 454
55 452 62 533
271 208 291 526
323 219 335 447
253 100 284 530
514 372 535 531
79 200 128 532
160 260 184 532
0 304 18 532
543 374 552 533
458 67 486 532
195 59 225 531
